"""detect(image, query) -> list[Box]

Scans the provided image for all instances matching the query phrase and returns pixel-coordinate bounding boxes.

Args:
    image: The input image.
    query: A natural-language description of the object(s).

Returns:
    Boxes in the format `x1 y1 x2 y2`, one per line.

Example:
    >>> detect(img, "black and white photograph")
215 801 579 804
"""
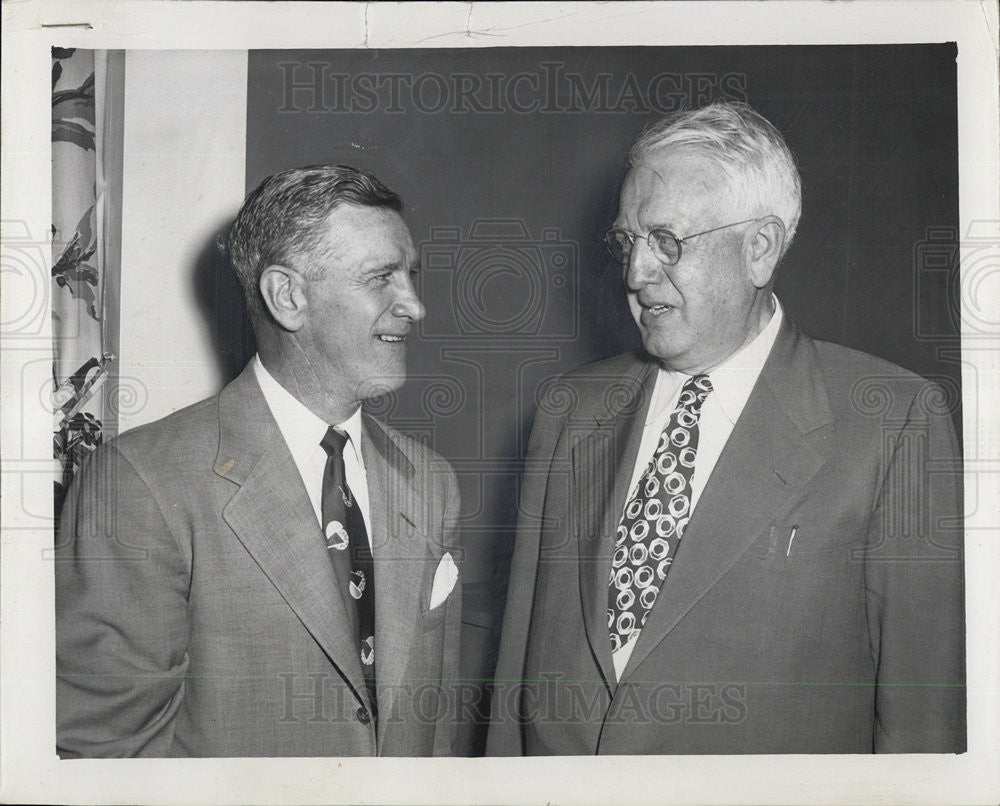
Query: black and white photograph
2 2 998 804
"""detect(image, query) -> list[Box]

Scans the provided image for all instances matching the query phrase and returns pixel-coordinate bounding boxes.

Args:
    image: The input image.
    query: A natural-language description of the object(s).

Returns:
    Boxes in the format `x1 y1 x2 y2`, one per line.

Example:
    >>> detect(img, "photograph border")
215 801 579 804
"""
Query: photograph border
2 2 998 804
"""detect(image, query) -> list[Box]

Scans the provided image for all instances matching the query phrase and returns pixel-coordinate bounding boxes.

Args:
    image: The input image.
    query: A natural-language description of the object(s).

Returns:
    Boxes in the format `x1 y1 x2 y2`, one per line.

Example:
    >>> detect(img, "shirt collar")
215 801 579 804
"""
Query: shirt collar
253 354 364 463
650 295 784 426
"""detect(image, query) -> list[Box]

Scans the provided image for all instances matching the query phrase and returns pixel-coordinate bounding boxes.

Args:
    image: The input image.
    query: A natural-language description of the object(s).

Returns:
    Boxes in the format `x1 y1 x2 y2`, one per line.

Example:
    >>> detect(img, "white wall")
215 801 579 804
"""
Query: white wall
119 50 248 432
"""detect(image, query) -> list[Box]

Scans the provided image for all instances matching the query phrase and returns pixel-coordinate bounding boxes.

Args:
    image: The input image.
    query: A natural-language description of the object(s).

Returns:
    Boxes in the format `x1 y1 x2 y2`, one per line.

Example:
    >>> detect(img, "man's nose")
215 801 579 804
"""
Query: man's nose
624 238 665 291
392 277 426 322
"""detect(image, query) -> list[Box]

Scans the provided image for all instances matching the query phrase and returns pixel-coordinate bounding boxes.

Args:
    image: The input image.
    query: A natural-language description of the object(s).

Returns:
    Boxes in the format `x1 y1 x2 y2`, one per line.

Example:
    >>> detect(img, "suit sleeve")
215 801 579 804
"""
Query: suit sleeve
56 441 192 758
485 397 564 756
866 381 966 752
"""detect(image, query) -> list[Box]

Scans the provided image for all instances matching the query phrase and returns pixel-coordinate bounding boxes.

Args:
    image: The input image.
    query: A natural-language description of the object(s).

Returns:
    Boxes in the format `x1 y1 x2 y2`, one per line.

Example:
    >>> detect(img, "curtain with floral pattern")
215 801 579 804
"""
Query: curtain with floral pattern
51 48 123 516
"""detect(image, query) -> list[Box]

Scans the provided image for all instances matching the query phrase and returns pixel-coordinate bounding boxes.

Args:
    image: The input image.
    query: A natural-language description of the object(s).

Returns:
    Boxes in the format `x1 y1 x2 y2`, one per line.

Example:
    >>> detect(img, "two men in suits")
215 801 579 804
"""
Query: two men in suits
488 102 966 754
56 165 464 757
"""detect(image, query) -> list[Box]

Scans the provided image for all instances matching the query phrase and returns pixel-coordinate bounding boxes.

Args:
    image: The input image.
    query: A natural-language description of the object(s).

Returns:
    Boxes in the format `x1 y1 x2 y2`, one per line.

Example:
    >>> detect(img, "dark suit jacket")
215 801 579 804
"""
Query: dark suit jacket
56 362 464 757
488 318 965 755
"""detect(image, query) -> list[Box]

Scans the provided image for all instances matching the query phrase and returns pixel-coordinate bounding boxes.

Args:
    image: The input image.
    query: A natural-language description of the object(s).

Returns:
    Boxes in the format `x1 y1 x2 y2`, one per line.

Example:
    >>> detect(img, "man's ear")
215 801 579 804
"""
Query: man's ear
746 216 786 289
259 265 308 331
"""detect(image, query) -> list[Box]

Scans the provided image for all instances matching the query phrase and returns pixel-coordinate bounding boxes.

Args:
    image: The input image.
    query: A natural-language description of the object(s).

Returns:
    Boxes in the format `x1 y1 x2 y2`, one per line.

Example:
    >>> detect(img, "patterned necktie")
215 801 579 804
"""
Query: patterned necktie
607 374 713 652
321 427 377 720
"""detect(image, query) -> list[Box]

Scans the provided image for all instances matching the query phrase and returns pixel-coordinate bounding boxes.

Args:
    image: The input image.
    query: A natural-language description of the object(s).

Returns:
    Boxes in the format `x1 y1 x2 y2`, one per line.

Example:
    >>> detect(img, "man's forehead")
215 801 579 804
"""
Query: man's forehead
618 151 730 221
321 202 406 234
628 148 728 191
315 203 413 259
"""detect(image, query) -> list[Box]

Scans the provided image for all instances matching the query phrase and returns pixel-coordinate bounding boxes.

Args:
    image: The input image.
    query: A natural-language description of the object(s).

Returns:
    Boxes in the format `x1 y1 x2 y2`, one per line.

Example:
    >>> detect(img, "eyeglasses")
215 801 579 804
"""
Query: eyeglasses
604 217 761 266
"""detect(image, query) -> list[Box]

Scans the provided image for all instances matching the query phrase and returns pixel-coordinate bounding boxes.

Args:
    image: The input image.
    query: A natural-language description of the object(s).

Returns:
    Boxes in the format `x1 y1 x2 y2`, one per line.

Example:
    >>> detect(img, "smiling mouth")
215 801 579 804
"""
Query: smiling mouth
641 303 674 317
376 334 407 343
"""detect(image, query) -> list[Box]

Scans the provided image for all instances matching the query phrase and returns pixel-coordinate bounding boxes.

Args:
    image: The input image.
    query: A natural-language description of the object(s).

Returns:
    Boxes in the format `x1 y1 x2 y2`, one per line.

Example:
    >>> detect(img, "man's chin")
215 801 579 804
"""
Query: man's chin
640 333 683 367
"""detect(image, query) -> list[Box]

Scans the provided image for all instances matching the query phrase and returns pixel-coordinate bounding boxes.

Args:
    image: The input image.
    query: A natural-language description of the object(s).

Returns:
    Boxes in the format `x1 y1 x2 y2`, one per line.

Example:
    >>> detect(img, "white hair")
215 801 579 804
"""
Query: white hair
628 101 802 257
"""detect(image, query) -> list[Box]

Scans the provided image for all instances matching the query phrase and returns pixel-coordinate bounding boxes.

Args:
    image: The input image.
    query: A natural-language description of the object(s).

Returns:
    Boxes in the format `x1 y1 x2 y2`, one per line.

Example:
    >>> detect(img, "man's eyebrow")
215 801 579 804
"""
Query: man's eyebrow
359 258 420 277
619 221 678 234
360 260 401 276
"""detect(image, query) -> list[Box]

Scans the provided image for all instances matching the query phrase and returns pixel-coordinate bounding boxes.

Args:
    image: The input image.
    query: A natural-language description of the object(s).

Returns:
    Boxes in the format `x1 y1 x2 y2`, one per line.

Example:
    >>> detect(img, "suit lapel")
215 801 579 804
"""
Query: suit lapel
360 415 429 742
574 355 658 690
620 322 835 680
214 365 368 703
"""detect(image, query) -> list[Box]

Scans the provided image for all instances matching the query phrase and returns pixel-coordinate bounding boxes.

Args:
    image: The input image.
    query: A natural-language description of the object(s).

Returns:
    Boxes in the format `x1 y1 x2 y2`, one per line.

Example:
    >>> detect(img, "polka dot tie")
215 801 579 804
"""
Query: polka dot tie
607 374 713 653
321 427 377 722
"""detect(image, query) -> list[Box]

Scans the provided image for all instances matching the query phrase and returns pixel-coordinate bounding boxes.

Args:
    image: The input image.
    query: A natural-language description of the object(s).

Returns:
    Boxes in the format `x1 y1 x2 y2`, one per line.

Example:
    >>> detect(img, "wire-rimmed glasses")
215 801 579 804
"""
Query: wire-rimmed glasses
604 217 761 266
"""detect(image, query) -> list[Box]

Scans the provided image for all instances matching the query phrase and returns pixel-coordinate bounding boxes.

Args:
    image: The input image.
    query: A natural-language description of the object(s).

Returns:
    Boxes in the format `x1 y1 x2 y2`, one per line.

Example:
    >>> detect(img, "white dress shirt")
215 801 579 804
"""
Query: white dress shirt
253 355 374 548
612 297 784 679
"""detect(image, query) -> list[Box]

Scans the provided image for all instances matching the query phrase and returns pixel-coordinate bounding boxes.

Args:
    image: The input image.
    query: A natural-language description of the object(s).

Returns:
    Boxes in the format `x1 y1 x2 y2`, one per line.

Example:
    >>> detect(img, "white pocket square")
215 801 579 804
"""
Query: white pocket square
429 552 458 610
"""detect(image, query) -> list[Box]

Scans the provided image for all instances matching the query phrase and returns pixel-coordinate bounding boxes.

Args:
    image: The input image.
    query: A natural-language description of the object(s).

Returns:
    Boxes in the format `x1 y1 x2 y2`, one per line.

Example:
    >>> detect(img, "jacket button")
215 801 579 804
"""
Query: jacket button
356 706 371 725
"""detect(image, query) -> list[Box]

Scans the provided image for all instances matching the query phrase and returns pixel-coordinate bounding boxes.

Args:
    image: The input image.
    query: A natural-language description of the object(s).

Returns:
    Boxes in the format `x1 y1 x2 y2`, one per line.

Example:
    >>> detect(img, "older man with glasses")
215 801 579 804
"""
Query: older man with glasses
488 101 965 756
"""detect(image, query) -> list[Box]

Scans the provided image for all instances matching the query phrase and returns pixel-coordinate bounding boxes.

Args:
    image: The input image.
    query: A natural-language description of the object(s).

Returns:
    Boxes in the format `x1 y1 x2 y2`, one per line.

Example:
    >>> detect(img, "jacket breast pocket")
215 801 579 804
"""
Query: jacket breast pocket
410 587 462 752
759 522 864 562
748 522 867 654
752 523 864 604
420 599 449 633
417 581 461 674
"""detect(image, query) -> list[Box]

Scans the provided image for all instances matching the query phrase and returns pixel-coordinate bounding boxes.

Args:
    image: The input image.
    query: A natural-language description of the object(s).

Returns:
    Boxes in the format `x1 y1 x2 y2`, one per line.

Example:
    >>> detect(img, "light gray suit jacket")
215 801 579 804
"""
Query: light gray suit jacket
56 362 464 757
488 319 965 755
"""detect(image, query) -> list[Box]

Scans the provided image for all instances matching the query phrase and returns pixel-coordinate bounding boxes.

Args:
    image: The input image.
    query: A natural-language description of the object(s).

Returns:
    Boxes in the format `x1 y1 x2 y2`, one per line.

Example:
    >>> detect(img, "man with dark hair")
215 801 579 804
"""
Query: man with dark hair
57 165 465 757
488 102 965 755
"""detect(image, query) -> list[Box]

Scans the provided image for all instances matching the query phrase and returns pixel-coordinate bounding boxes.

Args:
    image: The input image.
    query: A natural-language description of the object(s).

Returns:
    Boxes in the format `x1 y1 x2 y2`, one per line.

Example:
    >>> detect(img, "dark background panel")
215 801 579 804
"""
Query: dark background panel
233 44 960 753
